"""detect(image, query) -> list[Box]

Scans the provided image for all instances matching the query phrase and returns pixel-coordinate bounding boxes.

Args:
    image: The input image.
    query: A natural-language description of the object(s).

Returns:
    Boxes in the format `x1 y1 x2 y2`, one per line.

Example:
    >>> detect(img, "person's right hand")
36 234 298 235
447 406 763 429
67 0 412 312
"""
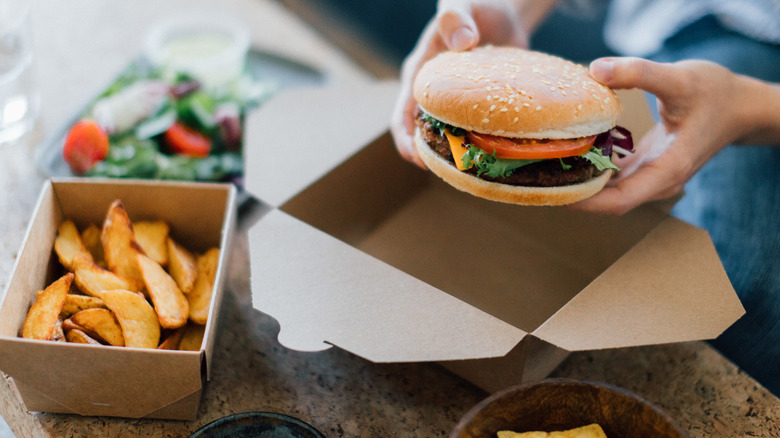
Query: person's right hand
390 0 538 168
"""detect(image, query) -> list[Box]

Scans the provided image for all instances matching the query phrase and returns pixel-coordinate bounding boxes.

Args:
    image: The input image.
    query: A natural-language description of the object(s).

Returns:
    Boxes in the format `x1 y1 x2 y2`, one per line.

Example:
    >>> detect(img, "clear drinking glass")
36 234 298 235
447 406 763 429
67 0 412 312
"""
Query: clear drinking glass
0 0 39 145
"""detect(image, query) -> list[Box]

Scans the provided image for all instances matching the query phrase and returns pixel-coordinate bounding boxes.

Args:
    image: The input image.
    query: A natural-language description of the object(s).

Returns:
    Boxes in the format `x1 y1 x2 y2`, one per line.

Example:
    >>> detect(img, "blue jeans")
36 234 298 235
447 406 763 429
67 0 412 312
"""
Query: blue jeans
648 16 780 396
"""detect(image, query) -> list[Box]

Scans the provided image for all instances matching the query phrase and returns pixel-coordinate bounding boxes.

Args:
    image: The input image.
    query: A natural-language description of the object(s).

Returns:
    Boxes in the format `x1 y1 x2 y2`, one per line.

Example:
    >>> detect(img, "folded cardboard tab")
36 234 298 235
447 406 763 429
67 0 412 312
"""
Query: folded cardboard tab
244 81 744 391
0 179 236 419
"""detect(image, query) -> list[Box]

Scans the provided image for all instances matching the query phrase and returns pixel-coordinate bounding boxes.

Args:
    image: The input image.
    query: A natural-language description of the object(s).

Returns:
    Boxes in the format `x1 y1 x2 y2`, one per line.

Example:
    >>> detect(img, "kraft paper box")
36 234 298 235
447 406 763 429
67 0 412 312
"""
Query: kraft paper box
242 81 744 393
0 179 236 419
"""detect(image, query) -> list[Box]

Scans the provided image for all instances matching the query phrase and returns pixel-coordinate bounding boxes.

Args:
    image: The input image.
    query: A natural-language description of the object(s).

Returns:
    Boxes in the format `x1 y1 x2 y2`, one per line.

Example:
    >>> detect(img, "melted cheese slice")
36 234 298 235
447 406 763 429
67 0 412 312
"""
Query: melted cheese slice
444 130 471 171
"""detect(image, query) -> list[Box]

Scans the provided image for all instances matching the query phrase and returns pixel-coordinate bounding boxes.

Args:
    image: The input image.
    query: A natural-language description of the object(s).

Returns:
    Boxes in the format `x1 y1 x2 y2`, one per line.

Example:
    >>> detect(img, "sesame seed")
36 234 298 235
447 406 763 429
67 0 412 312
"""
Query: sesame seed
482 118 490 123
425 81 431 88
486 95 492 101
519 90 527 96
535 105 543 111
604 97 610 104
561 91 566 96
572 91 578 96
549 87 556 92
500 108 508 112
507 98 514 104
498 97 507 102
577 104 582 110
514 107 520 112
523 103 530 107
513 117 519 123
543 80 551 85
472 104 479 109
489 105 496 111
423 92 428 97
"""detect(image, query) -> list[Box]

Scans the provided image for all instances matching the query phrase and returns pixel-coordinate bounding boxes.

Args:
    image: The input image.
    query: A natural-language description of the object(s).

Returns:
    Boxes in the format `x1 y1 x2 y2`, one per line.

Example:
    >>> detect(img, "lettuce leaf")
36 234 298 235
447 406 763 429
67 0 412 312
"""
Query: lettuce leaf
582 148 620 171
419 112 465 136
461 146 543 178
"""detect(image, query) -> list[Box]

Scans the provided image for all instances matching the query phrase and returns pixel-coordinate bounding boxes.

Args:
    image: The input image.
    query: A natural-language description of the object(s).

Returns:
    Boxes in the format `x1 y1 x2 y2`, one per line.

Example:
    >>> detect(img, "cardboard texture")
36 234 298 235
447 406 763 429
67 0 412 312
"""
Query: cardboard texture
0 179 236 419
244 81 745 392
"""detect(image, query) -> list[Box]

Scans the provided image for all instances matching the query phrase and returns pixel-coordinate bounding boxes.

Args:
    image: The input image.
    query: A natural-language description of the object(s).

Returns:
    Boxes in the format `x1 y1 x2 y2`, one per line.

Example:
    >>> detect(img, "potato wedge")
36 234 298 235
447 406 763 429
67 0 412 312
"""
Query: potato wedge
101 200 145 289
136 253 188 329
167 237 197 294
72 254 140 297
80 223 105 267
22 273 73 340
100 289 160 348
61 293 106 318
187 248 219 324
66 328 102 345
62 318 83 332
134 221 169 267
157 327 185 350
179 323 205 351
54 220 94 271
68 308 125 346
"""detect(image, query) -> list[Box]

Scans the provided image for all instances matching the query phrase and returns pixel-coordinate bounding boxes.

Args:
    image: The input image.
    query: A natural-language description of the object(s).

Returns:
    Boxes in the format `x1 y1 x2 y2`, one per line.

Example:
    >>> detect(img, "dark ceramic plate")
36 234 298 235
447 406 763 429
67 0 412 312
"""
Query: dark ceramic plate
190 412 326 438
450 378 690 438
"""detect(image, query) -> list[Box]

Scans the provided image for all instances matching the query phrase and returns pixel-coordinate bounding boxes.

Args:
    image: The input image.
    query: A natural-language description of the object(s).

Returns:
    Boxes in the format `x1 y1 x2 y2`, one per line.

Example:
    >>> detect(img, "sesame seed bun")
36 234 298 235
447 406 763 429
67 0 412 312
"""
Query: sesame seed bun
415 128 612 206
413 46 621 139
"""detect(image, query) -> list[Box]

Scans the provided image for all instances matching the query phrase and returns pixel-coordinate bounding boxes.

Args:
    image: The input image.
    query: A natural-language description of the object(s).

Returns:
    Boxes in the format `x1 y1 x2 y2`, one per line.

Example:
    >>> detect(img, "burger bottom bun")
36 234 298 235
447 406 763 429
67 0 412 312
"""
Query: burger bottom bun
414 128 612 206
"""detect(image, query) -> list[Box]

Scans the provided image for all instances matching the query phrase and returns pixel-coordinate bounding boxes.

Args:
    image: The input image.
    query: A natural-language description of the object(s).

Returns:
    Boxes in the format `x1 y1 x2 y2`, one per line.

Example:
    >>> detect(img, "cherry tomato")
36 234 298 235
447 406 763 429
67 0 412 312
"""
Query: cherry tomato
164 121 211 157
63 120 109 174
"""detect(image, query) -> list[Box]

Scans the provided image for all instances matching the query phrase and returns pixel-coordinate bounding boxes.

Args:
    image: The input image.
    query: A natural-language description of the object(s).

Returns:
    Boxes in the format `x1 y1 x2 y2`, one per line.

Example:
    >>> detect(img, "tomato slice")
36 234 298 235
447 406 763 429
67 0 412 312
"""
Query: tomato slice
465 132 597 159
164 121 212 157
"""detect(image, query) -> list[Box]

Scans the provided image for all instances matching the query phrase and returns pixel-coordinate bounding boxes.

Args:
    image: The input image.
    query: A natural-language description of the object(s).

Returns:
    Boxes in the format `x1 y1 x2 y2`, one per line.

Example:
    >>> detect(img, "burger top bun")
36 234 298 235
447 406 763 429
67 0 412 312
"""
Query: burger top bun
413 46 621 139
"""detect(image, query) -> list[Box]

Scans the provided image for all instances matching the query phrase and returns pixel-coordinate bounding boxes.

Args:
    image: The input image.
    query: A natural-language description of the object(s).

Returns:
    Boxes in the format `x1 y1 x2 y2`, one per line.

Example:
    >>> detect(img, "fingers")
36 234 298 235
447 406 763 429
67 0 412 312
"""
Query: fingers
437 1 479 51
438 9 479 51
390 91 427 169
570 160 684 215
589 57 687 101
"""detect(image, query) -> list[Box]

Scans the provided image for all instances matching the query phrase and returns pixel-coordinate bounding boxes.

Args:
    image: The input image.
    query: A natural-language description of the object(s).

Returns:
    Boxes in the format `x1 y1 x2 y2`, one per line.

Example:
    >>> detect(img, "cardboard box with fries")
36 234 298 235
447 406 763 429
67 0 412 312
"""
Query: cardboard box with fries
0 179 236 419
242 81 745 392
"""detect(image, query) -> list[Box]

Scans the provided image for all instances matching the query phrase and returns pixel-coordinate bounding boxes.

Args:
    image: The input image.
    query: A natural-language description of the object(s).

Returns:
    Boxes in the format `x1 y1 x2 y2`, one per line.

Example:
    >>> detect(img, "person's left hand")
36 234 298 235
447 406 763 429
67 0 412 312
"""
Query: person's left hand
571 57 753 215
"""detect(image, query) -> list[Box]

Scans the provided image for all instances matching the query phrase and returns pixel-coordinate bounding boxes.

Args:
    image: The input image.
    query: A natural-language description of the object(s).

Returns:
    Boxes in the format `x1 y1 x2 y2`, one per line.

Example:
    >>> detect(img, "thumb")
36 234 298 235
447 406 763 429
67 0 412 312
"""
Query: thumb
589 57 682 101
437 7 479 51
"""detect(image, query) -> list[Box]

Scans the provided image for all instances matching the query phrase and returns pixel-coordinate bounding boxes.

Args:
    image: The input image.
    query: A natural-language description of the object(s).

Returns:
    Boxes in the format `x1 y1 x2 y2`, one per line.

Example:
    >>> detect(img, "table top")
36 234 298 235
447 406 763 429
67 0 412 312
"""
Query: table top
0 0 778 436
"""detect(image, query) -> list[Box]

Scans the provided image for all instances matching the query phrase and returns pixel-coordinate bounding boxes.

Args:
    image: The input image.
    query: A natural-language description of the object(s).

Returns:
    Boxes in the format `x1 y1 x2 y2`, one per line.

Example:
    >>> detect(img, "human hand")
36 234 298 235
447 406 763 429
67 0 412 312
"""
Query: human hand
391 0 540 168
571 57 755 215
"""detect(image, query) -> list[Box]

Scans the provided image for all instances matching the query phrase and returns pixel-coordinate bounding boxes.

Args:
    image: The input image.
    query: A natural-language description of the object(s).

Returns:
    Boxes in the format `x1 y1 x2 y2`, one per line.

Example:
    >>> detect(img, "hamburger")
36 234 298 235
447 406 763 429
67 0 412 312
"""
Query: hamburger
413 46 633 205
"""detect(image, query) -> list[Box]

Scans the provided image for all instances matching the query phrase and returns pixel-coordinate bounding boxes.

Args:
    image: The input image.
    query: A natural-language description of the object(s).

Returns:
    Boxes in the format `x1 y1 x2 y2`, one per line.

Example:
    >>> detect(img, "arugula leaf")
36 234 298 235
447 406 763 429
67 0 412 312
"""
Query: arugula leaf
419 112 465 136
461 146 543 178
582 147 620 171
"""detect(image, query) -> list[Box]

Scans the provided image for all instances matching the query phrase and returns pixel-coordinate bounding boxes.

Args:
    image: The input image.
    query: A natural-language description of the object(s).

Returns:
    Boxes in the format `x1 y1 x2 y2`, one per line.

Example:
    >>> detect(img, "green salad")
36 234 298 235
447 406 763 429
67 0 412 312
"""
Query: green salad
62 60 273 183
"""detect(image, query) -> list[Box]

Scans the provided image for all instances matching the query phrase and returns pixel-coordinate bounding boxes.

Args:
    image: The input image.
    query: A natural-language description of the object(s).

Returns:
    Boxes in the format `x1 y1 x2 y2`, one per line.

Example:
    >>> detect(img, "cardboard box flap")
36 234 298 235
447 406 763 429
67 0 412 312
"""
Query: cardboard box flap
0 340 203 418
243 80 400 207
533 217 745 351
249 209 526 362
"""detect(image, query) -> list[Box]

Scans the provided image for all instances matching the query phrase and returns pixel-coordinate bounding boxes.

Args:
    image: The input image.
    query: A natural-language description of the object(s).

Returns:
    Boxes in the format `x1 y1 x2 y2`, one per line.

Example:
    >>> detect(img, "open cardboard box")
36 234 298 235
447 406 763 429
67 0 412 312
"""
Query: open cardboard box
0 179 236 419
244 81 745 392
